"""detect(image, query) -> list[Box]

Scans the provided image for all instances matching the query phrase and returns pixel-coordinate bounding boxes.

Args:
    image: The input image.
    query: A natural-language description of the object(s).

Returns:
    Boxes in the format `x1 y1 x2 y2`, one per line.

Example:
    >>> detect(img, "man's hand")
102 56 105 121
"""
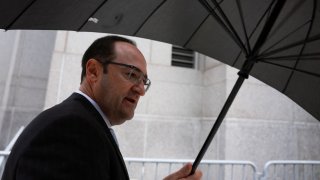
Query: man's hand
163 163 202 180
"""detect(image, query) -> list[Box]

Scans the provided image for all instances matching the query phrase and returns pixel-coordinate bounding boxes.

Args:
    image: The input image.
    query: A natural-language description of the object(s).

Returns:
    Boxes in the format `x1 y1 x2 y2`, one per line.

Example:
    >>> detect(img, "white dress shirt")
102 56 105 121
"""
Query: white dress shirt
75 90 118 145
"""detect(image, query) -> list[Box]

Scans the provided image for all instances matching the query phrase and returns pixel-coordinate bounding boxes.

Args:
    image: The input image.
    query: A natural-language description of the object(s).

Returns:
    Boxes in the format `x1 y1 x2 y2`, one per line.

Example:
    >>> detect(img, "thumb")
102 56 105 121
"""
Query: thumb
177 163 193 177
163 163 192 180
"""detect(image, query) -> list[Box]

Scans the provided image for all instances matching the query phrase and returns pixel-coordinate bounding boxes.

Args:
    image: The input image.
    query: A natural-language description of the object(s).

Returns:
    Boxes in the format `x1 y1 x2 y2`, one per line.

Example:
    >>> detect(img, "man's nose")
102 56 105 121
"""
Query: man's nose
132 81 145 96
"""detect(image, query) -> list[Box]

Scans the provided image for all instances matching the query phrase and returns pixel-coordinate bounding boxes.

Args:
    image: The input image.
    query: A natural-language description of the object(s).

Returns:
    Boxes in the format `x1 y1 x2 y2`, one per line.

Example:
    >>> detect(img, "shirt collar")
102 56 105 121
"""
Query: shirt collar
75 90 112 128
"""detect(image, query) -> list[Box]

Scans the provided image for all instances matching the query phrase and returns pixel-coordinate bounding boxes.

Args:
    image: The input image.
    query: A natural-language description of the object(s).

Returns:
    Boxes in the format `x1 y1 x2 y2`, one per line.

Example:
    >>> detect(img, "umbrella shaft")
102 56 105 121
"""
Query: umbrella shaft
191 75 246 175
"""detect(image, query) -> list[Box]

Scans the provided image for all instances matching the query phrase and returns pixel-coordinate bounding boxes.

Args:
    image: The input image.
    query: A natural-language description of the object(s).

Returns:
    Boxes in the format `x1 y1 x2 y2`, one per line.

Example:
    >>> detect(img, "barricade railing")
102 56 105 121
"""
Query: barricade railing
259 160 320 180
124 157 258 180
0 126 24 176
1 153 320 180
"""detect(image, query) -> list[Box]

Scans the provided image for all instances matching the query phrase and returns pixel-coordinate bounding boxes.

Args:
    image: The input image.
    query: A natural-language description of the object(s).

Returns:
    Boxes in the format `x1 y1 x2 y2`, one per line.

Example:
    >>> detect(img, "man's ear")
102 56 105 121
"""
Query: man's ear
86 59 101 83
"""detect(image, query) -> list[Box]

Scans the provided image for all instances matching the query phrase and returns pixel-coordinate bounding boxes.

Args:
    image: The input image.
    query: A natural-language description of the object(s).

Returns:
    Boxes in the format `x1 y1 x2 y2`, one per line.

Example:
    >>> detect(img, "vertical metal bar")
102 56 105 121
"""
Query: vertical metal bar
218 164 223 180
206 164 210 180
231 164 234 180
293 164 296 180
253 165 256 180
283 164 288 180
308 164 311 180
297 164 299 180
296 164 299 180
154 162 158 180
303 164 306 180
241 165 246 180
141 162 145 180
127 161 131 178
311 164 314 180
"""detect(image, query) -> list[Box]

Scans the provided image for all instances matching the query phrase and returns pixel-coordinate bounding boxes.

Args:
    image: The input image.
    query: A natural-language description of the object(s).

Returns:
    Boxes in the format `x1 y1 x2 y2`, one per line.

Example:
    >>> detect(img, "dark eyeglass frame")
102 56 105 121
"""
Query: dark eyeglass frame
97 60 151 92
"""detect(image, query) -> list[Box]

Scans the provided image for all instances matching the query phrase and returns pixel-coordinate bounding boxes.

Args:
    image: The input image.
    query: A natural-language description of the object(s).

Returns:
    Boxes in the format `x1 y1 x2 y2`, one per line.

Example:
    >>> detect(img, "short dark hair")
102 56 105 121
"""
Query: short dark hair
80 35 136 82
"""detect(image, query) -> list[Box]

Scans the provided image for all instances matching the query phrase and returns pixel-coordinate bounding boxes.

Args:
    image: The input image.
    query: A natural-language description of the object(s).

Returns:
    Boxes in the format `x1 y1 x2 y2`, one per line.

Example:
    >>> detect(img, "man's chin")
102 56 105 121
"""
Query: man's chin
125 112 134 121
114 112 134 125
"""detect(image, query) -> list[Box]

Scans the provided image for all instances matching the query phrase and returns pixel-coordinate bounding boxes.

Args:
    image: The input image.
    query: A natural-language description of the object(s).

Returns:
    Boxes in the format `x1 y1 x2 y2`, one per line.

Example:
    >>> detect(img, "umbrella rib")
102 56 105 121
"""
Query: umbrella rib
237 0 286 80
232 1 275 67
266 0 307 43
249 0 275 39
259 59 320 78
260 20 311 56
133 0 167 35
259 33 320 58
251 0 286 56
231 49 243 67
184 14 210 47
209 0 248 55
236 0 251 53
282 0 317 92
262 53 320 61
5 0 38 30
77 0 108 31
198 0 248 55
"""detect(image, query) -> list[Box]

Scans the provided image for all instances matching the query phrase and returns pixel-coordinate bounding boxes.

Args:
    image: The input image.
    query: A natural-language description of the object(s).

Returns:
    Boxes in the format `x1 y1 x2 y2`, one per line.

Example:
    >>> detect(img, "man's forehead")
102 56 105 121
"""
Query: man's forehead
114 41 139 55
114 40 135 48
114 41 147 73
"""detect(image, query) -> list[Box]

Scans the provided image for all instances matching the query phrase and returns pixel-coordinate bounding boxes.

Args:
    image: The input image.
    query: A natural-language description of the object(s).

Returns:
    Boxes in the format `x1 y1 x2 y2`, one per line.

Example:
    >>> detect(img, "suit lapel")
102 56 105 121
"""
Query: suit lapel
105 128 130 177
69 93 130 179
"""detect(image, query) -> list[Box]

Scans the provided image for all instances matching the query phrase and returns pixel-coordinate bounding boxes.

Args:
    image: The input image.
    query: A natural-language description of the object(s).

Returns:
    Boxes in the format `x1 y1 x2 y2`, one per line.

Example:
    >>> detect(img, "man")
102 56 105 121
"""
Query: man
2 36 202 180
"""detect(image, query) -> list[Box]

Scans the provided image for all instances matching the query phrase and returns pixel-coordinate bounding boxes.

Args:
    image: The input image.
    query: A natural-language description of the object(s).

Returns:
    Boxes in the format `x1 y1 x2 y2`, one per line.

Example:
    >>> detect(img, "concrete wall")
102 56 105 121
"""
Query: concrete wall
0 30 56 149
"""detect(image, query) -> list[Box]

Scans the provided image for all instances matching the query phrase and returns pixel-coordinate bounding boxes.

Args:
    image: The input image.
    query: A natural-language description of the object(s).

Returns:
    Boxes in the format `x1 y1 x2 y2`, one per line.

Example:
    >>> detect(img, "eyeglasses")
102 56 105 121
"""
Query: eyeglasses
98 60 151 92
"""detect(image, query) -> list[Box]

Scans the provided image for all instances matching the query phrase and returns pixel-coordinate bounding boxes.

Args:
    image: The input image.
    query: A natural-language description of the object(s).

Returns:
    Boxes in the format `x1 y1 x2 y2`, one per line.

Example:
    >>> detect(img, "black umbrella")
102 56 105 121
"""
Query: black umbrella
1 0 319 174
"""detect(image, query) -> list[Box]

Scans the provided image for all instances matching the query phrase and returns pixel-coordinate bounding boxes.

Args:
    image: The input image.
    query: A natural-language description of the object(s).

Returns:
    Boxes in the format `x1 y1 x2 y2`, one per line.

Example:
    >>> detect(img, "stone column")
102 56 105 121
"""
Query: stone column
0 30 56 149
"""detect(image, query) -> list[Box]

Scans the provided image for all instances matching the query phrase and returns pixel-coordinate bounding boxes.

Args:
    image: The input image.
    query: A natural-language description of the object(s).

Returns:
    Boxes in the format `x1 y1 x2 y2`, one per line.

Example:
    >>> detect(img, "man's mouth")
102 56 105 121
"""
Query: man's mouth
125 97 136 104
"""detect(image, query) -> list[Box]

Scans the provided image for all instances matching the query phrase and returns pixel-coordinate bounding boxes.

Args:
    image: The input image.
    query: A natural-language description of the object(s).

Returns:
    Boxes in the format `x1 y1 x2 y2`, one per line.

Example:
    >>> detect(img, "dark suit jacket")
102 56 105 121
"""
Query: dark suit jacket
2 93 129 180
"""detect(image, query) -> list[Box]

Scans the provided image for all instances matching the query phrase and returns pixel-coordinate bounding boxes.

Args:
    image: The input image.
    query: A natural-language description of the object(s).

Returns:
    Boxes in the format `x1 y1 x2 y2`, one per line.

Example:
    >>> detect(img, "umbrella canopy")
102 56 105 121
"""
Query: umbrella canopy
1 0 319 173
1 0 318 121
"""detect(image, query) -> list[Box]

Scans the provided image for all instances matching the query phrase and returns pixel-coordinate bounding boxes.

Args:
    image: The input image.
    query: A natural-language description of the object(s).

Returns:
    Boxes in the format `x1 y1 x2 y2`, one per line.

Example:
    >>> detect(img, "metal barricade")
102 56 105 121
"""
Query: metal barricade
124 158 258 180
0 126 24 176
259 160 320 180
